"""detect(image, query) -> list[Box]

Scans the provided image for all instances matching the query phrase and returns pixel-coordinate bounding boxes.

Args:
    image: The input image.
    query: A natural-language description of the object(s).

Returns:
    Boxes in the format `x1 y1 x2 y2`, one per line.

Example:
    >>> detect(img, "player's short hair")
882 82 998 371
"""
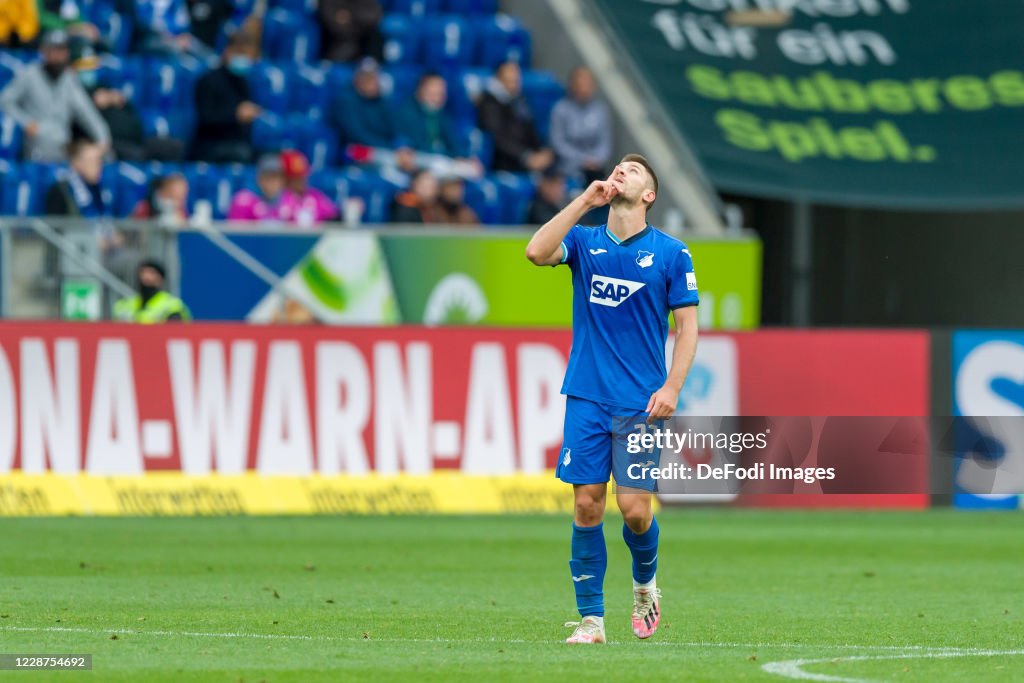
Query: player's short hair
620 153 658 208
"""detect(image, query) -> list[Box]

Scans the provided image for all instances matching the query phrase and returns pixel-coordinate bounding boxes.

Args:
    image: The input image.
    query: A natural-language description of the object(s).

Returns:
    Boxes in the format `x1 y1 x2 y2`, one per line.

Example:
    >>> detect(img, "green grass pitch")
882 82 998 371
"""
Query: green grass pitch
0 510 1021 682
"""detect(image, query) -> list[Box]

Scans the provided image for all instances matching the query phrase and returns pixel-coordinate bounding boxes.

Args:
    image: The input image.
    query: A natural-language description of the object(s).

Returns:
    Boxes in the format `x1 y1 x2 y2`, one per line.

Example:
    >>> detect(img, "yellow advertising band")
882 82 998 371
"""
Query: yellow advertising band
0 473 618 516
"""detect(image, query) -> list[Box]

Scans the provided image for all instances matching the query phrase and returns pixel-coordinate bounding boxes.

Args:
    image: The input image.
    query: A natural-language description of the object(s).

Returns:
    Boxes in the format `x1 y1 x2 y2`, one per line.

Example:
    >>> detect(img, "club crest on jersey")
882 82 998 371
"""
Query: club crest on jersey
636 251 654 268
590 274 645 307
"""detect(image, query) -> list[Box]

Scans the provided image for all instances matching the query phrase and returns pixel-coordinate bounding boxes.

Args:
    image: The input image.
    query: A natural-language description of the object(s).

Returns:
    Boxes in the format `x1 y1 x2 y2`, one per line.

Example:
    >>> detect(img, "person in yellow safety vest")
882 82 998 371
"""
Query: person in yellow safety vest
113 260 191 323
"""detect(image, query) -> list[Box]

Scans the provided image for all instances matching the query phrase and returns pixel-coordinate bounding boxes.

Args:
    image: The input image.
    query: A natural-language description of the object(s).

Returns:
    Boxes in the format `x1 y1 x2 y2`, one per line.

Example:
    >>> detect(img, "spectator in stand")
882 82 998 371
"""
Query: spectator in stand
134 0 217 62
133 173 189 227
44 139 135 278
228 154 287 222
186 0 234 52
434 176 479 226
73 51 148 161
0 30 110 162
527 168 567 225
318 0 383 63
279 149 339 227
394 73 472 163
192 32 261 163
390 168 439 223
477 61 554 174
328 57 396 148
549 66 611 185
44 138 109 217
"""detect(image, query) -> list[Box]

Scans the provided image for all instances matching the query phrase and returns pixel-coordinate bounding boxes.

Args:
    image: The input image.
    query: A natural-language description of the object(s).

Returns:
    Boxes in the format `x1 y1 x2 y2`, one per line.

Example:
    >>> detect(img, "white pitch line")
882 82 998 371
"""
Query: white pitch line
3 626 1020 661
762 649 1024 683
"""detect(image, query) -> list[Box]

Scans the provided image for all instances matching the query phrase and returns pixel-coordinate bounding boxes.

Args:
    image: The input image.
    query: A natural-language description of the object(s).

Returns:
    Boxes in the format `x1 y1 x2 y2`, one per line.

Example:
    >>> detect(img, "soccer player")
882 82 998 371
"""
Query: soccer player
525 154 699 644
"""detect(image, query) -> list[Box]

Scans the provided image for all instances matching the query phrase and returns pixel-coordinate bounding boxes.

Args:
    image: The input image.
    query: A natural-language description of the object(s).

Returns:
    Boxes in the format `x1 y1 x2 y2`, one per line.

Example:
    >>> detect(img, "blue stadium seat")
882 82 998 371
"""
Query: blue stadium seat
0 161 22 215
182 163 243 219
285 115 338 170
142 57 204 111
444 66 490 125
3 163 55 217
84 2 133 54
474 15 531 68
252 114 287 152
263 9 321 63
0 113 23 160
97 54 144 104
382 64 424 105
290 64 329 118
104 162 150 217
422 16 473 69
463 125 493 168
0 52 24 91
462 176 500 224
442 0 497 15
269 0 316 15
253 111 331 159
230 0 258 18
389 0 442 17
326 64 356 99
381 14 422 65
492 171 534 224
521 69 564 140
140 109 191 142
312 168 400 223
248 62 290 115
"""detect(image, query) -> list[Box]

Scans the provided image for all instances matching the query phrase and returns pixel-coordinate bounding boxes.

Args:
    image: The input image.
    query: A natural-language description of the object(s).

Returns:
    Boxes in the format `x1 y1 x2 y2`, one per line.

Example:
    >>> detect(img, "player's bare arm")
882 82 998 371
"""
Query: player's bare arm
646 305 698 422
525 177 619 266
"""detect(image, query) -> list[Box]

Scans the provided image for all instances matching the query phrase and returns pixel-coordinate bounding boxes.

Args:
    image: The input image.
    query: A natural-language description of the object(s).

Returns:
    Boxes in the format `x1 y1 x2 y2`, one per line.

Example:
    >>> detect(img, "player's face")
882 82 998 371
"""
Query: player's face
609 161 654 207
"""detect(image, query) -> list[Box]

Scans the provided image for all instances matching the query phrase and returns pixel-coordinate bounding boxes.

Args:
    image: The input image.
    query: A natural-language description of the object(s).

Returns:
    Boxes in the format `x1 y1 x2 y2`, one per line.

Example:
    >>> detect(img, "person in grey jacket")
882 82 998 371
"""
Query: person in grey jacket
549 66 612 185
0 31 110 162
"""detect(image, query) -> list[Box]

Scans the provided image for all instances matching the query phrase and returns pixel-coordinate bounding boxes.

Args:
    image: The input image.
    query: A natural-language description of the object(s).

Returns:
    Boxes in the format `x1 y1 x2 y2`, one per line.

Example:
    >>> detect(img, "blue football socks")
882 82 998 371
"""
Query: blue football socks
622 516 659 585
570 522 607 617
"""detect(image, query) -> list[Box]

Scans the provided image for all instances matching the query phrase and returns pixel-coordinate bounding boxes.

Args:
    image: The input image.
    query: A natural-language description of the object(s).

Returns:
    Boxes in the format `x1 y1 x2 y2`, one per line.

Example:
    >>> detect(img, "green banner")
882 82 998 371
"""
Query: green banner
379 232 761 329
61 279 101 321
593 0 1024 209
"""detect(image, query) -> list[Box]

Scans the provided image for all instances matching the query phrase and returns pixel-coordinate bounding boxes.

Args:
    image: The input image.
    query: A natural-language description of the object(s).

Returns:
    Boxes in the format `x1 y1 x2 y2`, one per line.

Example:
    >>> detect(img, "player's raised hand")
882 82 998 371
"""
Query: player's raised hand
645 385 678 424
581 178 619 208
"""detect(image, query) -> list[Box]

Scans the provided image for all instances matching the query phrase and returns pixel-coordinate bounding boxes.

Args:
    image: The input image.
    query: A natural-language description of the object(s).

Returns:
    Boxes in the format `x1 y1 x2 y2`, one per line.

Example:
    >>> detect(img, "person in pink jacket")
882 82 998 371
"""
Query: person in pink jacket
227 154 289 222
279 149 339 227
228 150 339 226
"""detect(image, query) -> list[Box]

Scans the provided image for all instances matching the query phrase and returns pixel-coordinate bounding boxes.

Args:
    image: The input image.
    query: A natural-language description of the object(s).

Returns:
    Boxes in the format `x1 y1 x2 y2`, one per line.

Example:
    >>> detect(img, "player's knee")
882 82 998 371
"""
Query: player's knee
619 502 652 533
574 496 605 525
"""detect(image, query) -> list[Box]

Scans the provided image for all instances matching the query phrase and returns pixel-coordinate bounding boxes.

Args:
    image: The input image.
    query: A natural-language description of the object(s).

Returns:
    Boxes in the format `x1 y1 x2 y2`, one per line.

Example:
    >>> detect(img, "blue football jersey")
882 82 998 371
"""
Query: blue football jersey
558 224 699 411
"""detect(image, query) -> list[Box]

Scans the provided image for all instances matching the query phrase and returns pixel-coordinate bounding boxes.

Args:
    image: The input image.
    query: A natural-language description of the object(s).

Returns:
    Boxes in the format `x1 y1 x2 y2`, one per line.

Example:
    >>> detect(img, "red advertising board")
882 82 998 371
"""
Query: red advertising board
0 324 929 506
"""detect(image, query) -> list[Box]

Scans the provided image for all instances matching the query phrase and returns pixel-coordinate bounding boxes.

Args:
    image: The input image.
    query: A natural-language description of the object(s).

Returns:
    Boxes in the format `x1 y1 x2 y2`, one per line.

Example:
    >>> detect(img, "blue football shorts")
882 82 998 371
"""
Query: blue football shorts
556 396 663 492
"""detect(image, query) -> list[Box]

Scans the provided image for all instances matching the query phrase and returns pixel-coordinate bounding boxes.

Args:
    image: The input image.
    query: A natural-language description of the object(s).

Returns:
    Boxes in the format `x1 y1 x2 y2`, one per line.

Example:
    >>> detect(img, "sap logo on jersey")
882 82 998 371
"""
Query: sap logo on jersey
590 275 645 307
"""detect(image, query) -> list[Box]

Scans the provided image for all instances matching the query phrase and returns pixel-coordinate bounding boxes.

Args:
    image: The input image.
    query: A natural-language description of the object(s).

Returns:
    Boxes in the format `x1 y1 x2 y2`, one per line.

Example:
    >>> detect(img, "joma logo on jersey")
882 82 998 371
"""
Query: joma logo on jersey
590 275 645 307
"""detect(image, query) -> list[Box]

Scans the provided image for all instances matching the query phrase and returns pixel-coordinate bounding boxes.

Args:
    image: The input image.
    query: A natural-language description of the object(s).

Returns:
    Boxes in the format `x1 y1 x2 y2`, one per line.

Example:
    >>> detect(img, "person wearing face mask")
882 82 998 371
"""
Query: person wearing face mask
73 51 149 162
132 173 190 227
192 32 261 163
0 30 110 162
113 260 191 323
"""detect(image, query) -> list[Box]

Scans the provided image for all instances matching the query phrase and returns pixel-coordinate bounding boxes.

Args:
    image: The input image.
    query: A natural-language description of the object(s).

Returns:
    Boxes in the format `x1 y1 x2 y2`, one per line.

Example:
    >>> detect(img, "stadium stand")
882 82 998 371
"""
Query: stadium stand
0 1 568 224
